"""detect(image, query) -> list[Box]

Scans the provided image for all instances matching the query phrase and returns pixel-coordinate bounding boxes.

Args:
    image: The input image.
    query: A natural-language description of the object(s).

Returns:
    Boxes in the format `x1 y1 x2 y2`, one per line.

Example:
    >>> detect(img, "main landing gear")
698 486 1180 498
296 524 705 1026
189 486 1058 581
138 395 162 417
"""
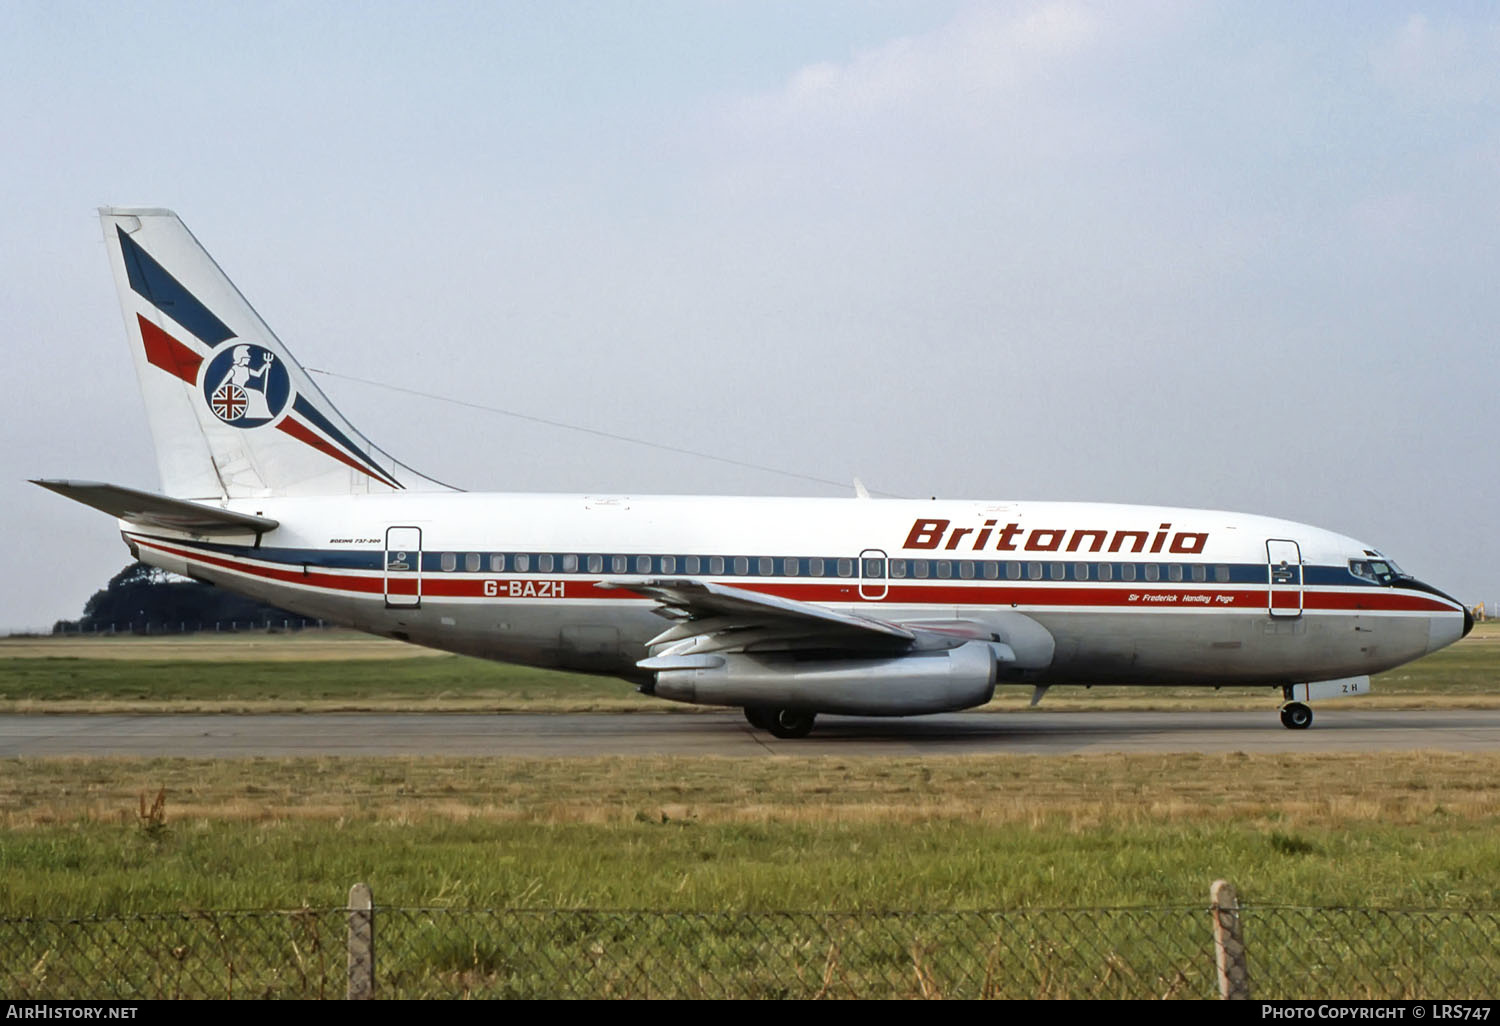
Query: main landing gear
1279 701 1313 730
744 706 817 739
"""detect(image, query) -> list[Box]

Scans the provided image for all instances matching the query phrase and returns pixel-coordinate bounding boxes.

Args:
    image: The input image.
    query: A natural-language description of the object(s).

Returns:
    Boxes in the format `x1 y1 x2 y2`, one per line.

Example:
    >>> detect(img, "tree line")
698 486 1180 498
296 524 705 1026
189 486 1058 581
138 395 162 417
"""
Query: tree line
52 562 311 634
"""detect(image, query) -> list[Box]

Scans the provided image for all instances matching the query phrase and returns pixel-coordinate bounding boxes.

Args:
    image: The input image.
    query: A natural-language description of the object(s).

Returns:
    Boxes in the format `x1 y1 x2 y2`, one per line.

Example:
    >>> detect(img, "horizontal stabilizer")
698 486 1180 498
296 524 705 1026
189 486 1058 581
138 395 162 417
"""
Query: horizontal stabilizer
30 480 277 535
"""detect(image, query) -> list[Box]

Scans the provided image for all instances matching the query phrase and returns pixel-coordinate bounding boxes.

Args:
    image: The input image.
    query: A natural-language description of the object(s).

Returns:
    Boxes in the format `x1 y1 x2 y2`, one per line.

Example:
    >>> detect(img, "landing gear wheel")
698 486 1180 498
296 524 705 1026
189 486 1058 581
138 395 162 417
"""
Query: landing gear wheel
744 706 775 730
768 709 817 739
1280 702 1313 730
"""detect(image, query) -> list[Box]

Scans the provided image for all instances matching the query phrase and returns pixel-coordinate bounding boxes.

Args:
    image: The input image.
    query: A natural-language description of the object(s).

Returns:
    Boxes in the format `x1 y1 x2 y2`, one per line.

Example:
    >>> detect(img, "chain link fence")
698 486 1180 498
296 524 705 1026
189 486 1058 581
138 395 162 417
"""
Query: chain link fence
2 896 1496 999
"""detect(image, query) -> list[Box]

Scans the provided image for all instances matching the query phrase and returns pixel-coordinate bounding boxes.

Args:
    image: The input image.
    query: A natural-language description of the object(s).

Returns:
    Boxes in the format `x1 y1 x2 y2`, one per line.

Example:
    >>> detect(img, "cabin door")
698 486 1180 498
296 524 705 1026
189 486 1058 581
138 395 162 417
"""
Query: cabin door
1266 539 1303 618
385 526 423 608
859 549 889 601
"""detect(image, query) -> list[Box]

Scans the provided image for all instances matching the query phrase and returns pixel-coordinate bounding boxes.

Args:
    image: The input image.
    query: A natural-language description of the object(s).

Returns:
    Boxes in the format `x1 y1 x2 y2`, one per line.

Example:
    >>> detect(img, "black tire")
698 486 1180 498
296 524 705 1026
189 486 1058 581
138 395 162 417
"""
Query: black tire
744 706 775 730
1280 702 1313 730
768 709 816 739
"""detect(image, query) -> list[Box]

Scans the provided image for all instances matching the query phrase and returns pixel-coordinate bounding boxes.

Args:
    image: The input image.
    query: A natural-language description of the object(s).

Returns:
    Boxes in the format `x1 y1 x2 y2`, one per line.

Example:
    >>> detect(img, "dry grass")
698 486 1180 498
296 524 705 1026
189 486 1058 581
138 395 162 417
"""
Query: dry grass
5 751 1498 832
0 630 439 661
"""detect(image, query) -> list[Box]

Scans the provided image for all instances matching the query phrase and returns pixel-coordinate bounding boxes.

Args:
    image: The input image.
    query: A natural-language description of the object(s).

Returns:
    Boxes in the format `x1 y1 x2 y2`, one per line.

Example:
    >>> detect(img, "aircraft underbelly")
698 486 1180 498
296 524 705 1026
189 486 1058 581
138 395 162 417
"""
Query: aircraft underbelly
1035 610 1430 684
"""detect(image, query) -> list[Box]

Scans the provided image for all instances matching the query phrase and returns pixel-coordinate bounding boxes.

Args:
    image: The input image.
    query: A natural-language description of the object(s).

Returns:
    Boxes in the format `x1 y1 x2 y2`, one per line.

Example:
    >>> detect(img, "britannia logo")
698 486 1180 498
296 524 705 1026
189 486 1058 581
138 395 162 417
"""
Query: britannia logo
201 342 291 428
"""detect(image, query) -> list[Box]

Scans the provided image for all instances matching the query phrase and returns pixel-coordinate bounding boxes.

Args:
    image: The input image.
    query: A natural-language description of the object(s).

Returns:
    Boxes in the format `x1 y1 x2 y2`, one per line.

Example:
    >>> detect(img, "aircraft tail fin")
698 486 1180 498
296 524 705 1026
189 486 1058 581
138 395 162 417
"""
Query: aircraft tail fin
99 207 453 499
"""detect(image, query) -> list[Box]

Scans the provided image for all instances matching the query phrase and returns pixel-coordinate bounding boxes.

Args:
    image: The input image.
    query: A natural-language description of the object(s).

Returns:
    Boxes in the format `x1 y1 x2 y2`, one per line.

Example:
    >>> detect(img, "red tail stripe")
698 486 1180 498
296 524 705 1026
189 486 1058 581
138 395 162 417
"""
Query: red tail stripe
137 315 202 384
276 415 400 489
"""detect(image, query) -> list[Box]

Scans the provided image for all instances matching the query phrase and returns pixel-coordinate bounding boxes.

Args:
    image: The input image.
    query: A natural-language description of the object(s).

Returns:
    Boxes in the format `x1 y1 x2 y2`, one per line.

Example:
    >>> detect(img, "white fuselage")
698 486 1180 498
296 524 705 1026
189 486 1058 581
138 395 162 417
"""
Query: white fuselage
122 492 1469 690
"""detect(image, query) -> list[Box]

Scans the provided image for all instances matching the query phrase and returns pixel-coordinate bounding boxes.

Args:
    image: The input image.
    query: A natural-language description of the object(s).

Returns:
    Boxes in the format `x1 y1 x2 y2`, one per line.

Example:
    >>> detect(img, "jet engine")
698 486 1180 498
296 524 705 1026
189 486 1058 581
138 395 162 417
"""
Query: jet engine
646 639 1006 716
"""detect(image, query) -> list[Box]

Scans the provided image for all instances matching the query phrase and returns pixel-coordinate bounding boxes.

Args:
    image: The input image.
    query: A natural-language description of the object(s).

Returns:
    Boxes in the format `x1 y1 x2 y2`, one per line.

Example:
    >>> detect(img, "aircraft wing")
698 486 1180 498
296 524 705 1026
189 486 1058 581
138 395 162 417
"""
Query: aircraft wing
30 480 278 535
598 577 1014 664
601 577 916 656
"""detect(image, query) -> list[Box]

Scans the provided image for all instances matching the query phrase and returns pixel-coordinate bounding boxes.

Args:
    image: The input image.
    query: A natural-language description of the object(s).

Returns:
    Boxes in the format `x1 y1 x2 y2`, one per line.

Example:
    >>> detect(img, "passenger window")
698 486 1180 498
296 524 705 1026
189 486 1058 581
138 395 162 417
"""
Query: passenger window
1215 565 1230 583
863 558 884 578
959 560 975 579
1006 562 1021 580
1144 564 1160 582
561 554 578 572
784 558 800 577
983 562 999 580
733 557 749 575
809 557 824 576
935 560 951 579
685 556 701 574
637 555 652 574
660 556 676 574
710 556 725 575
1120 564 1136 582
612 556 628 574
888 559 905 579
1097 563 1112 581
1074 563 1089 580
587 554 603 573
837 558 853 578
490 554 505 573
1028 563 1043 580
1191 565 1206 582
537 554 554 573
514 554 530 572
1168 565 1183 582
759 557 774 576
913 560 929 579
441 552 457 572
1049 563 1066 581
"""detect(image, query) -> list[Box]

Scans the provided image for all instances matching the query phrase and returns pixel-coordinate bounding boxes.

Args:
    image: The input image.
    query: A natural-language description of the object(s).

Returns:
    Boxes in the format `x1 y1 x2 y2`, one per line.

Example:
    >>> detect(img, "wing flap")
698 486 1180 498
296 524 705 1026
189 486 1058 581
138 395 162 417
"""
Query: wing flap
32 480 278 535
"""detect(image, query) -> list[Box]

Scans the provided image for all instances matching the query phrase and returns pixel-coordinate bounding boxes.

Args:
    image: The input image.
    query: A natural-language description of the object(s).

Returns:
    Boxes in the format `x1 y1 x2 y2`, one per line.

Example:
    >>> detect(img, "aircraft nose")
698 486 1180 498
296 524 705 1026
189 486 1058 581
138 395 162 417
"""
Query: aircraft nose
1463 605 1474 638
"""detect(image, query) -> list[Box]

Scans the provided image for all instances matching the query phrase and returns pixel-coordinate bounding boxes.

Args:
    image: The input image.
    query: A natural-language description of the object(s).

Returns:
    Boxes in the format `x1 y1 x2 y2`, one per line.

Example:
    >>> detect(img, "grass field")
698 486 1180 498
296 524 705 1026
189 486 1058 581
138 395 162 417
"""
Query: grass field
2 626 1498 926
2 621 1497 712
2 752 1499 916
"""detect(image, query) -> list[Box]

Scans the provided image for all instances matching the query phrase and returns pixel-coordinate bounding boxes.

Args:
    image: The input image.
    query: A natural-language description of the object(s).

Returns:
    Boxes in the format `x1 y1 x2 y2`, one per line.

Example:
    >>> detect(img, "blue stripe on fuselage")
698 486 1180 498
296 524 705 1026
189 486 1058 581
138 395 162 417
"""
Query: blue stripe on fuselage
160 537 1388 587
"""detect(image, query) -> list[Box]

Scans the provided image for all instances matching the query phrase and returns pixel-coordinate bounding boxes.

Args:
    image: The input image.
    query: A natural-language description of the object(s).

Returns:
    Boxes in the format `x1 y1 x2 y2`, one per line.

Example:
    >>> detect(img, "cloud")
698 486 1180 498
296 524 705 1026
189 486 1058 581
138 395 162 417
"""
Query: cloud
1371 13 1500 107
716 1 1161 166
775 2 1103 121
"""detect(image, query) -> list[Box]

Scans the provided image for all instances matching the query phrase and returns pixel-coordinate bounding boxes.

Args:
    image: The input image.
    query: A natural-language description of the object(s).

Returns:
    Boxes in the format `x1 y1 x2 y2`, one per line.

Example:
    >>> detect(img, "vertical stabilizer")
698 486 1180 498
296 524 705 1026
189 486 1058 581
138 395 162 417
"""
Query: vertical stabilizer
101 207 452 499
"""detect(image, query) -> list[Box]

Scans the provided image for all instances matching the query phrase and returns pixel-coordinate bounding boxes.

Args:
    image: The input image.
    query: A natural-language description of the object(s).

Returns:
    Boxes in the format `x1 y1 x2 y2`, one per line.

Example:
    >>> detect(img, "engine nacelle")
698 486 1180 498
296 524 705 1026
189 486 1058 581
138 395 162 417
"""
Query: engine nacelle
650 640 1001 716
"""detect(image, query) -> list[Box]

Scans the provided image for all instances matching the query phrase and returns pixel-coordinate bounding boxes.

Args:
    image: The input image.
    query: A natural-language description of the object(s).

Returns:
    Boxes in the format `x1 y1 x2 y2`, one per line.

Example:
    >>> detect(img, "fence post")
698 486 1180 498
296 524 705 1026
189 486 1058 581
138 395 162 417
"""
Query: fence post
1211 879 1250 1000
347 882 375 1000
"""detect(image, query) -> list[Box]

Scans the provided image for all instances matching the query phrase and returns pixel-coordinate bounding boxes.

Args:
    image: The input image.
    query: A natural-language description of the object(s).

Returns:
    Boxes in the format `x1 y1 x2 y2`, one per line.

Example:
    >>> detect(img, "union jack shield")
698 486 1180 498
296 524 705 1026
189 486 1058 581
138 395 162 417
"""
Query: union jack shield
211 383 247 421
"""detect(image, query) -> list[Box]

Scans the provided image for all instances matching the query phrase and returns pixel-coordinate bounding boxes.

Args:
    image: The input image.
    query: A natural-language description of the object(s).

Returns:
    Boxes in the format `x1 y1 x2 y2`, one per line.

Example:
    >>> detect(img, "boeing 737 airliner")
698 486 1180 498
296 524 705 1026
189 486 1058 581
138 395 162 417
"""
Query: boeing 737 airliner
35 208 1473 737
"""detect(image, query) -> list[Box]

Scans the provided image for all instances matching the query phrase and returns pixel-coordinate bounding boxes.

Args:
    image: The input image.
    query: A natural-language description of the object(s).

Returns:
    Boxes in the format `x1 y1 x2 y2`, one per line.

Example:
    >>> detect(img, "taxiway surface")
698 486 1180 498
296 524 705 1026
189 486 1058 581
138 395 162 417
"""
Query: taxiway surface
3 709 1499 757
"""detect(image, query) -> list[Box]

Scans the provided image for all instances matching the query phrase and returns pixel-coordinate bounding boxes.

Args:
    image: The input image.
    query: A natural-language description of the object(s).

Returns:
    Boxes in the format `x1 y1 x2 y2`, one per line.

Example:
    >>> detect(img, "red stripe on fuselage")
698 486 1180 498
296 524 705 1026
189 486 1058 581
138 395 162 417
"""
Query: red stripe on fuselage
275 415 400 489
138 538 384 594
132 538 1460 614
137 315 202 384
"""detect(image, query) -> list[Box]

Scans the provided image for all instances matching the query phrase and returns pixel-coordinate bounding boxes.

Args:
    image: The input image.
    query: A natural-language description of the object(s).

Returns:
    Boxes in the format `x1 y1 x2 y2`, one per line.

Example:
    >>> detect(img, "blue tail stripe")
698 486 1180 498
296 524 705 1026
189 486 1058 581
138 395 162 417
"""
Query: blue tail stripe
117 227 234 346
290 394 385 473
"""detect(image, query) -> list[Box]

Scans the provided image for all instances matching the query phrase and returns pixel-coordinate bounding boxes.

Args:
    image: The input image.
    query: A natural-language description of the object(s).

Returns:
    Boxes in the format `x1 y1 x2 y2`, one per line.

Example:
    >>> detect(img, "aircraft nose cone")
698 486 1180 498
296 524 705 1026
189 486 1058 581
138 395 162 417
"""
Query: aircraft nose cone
1463 605 1474 638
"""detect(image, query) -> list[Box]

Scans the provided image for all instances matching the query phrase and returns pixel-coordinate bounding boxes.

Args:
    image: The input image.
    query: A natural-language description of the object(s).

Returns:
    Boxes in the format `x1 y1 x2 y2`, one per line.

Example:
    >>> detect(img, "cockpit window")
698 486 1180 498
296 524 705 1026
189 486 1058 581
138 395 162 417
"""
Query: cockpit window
1349 559 1406 585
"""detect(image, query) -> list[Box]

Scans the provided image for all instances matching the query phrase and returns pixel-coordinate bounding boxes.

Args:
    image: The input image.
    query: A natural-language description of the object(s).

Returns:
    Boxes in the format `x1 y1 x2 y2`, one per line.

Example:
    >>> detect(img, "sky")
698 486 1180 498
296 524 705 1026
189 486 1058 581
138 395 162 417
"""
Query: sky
1 0 1497 630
